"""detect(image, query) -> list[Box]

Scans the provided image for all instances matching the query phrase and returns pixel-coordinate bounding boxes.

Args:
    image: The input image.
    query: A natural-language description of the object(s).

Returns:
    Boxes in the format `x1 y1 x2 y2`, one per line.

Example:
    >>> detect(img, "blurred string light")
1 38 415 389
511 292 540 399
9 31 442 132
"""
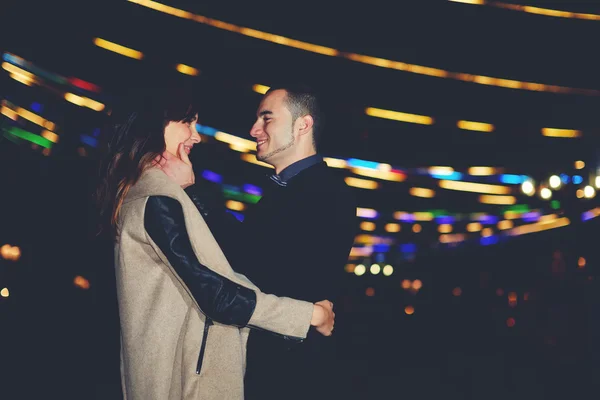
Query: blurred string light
584 185 596 199
370 264 381 275
540 188 552 200
345 177 379 190
449 0 600 21
541 128 582 138
354 264 366 276
69 77 101 93
64 93 105 112
582 207 600 221
0 244 21 261
214 130 256 151
479 195 516 205
357 208 378 219
2 100 56 130
468 166 498 175
252 84 270 94
225 200 246 211
549 175 561 189
365 107 434 125
175 63 200 76
3 52 67 85
8 52 587 195
0 288 9 298
3 126 54 149
240 153 273 169
73 276 90 290
93 38 144 60
128 0 600 95
385 223 401 233
360 222 376 231
522 181 534 196
2 61 38 86
409 187 435 198
506 217 570 236
457 120 494 132
3 53 106 110
439 180 512 194
575 160 585 170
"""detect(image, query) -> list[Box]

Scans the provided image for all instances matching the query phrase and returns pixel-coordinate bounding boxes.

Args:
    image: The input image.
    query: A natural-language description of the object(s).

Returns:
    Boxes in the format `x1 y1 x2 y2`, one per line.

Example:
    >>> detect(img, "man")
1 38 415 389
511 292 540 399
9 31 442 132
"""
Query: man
164 84 357 399
239 85 357 399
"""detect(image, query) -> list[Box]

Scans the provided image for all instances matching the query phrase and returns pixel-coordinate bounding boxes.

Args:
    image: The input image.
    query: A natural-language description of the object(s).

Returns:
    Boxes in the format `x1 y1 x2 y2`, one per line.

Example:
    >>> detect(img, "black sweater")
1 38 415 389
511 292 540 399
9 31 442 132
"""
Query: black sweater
186 161 357 398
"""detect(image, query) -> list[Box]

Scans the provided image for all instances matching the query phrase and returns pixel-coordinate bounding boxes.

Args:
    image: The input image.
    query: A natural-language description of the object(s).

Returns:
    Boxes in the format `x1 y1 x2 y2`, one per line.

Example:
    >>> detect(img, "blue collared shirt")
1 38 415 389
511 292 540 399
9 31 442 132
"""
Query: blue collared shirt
269 154 323 187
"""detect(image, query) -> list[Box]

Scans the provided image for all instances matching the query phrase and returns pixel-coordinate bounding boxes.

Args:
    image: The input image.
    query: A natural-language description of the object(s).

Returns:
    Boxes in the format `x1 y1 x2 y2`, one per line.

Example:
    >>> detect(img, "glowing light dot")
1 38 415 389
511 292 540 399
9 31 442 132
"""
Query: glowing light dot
0 288 9 297
521 181 535 196
578 257 586 268
575 160 585 170
354 264 366 276
506 317 516 327
404 305 415 315
549 175 561 189
412 279 423 290
401 279 411 289
382 265 394 276
370 264 381 275
584 185 596 199
452 287 462 296
74 276 90 290
365 287 375 297
540 188 552 200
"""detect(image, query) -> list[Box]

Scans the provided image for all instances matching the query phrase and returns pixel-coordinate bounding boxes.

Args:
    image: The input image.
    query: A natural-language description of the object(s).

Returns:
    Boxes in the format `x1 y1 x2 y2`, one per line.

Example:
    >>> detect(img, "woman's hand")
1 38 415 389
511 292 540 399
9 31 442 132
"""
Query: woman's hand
310 300 335 336
155 143 195 188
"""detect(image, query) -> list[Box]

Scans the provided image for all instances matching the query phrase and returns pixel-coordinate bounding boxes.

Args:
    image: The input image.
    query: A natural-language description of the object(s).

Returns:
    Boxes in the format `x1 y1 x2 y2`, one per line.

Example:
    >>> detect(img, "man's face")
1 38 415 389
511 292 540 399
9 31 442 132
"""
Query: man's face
250 90 296 164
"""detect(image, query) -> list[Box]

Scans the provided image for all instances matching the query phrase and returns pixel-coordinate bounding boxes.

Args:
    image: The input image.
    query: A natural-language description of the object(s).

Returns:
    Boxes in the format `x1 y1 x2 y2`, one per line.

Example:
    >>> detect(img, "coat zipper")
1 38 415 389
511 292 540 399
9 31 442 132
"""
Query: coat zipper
247 324 304 342
196 318 214 375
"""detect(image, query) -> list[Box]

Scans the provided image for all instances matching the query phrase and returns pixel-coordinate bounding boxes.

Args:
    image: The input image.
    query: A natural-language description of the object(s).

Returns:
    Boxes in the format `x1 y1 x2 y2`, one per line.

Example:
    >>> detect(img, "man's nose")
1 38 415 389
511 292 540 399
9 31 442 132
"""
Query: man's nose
250 123 261 138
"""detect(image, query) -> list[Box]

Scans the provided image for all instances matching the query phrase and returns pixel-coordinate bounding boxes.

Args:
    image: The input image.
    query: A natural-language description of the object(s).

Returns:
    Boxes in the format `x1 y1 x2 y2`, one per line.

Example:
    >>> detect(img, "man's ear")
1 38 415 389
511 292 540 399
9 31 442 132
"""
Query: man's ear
296 114 314 136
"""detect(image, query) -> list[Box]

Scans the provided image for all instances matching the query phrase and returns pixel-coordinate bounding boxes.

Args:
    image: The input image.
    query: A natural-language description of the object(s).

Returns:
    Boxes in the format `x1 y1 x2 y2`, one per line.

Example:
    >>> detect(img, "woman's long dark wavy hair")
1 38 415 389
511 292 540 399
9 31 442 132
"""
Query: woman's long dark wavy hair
95 86 199 239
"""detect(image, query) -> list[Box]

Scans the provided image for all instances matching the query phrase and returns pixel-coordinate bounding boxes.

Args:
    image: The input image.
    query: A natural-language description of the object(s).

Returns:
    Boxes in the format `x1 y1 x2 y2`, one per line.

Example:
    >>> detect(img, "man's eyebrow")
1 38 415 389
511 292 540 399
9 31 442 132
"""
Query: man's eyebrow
258 110 273 117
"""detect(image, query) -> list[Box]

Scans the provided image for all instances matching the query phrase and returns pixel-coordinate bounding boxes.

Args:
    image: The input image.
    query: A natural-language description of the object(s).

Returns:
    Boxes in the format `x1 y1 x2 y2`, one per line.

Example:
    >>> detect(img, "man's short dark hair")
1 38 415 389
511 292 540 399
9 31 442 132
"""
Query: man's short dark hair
266 84 322 151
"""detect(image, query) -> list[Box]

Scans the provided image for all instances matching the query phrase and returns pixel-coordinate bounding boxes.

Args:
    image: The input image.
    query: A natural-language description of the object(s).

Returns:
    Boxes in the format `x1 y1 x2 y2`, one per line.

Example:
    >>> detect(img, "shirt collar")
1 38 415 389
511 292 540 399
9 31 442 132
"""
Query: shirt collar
276 154 323 183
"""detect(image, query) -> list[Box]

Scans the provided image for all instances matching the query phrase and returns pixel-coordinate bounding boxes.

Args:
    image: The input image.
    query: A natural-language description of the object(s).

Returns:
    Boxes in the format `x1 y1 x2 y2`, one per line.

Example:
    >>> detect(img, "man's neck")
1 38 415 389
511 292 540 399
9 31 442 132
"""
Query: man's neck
274 151 317 174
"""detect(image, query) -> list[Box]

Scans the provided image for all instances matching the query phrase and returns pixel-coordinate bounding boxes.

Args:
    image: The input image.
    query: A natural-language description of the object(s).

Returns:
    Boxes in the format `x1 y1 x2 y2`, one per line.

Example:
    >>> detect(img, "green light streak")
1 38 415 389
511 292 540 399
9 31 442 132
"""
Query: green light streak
2 126 53 148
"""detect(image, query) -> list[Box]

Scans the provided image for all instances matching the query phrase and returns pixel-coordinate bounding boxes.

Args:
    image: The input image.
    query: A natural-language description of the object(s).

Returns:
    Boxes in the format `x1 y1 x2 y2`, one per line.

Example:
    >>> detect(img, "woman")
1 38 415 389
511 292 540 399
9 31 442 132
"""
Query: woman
96 86 335 400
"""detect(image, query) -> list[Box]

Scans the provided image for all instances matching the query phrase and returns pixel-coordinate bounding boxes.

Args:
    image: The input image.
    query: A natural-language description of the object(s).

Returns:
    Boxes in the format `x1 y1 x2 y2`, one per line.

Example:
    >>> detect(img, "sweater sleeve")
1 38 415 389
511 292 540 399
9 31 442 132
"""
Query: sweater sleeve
144 195 313 339
145 195 257 327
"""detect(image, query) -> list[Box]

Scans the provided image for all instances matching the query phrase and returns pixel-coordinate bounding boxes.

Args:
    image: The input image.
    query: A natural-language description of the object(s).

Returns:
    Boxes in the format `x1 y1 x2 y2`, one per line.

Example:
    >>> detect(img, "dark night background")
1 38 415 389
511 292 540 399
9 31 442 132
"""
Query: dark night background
1 1 600 398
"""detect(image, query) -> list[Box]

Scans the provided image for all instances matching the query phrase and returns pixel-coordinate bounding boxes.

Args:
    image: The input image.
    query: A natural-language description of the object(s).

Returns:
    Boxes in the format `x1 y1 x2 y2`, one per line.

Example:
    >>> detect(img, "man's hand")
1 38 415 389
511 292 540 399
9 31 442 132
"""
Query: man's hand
310 300 335 336
155 143 195 188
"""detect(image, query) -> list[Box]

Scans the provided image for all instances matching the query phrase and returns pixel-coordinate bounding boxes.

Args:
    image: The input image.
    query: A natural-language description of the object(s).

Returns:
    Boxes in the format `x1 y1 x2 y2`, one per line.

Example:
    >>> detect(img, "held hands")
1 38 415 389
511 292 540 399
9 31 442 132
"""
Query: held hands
155 143 195 188
310 300 335 336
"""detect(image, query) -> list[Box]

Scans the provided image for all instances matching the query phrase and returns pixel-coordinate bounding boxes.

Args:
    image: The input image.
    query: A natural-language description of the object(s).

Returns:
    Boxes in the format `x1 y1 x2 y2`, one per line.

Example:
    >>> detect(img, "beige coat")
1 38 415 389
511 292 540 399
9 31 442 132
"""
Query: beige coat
115 168 314 399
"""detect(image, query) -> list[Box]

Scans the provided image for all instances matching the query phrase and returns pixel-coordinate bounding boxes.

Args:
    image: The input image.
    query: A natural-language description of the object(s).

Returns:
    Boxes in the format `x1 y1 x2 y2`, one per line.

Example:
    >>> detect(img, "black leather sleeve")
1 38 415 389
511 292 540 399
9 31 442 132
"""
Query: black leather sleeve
183 184 248 268
144 195 257 327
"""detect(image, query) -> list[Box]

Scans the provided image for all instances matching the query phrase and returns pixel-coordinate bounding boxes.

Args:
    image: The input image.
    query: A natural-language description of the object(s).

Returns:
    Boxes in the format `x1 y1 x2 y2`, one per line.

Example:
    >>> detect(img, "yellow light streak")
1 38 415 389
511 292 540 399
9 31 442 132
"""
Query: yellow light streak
439 180 512 194
93 38 144 60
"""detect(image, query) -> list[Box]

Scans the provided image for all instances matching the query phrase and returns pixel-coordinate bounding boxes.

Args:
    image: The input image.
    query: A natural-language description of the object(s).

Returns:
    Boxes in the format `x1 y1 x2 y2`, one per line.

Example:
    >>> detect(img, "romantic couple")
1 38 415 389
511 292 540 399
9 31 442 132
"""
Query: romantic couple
95 83 357 399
